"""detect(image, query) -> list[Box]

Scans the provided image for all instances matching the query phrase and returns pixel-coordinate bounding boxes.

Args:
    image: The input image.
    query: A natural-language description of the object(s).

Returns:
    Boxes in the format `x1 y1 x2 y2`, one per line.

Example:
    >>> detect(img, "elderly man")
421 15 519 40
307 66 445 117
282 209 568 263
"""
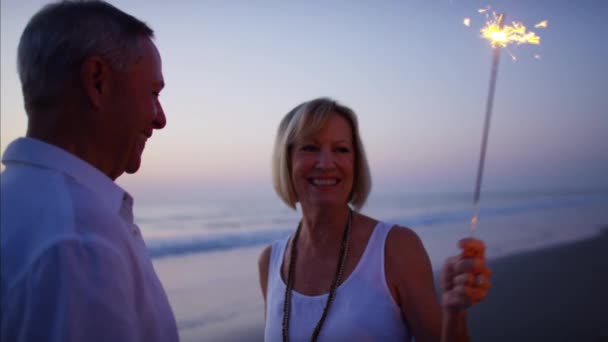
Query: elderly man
1 1 178 341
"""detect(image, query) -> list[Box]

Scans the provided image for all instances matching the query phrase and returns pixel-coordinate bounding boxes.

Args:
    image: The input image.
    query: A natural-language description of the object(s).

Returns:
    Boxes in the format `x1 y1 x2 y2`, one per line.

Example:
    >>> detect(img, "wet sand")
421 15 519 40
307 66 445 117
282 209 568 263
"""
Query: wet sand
467 227 608 341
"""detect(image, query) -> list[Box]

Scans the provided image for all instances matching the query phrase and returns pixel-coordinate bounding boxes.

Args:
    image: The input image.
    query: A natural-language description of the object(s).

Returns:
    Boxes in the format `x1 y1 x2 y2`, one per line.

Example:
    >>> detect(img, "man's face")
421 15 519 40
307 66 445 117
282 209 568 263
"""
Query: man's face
104 38 166 178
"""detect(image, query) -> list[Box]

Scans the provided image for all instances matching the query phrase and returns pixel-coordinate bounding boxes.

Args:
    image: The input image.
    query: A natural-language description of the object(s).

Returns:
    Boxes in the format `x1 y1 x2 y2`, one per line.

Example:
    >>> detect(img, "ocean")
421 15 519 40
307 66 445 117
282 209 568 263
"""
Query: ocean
136 190 608 267
145 190 608 341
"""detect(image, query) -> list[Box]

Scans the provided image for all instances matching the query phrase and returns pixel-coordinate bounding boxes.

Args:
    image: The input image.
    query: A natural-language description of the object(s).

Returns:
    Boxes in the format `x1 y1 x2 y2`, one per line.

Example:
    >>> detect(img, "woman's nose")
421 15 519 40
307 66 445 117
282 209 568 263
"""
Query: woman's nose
316 149 335 169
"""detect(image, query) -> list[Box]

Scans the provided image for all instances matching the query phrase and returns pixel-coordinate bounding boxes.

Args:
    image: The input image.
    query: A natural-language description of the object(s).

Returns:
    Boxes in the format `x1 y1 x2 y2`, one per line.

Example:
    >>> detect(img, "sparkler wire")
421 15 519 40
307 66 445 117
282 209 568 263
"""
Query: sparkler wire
470 13 505 235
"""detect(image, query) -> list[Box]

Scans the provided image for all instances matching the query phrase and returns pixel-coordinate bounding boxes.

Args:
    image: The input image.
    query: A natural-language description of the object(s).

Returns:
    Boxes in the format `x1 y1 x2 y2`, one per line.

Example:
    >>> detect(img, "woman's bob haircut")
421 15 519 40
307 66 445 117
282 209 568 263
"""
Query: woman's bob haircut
272 97 371 211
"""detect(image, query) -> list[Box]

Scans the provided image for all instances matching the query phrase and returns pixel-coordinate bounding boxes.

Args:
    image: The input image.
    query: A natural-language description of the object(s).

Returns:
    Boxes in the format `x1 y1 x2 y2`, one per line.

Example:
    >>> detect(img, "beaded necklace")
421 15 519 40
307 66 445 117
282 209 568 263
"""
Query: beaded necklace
282 209 352 342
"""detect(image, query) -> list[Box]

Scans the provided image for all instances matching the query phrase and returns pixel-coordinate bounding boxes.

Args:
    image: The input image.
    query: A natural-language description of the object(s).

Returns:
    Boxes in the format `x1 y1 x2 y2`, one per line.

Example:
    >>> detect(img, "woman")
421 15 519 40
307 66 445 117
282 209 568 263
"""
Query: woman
258 98 491 341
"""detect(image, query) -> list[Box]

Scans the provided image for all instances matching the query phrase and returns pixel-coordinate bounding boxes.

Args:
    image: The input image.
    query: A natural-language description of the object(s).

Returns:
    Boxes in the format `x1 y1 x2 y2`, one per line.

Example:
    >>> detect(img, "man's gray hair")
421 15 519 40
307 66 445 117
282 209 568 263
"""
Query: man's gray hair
17 0 154 113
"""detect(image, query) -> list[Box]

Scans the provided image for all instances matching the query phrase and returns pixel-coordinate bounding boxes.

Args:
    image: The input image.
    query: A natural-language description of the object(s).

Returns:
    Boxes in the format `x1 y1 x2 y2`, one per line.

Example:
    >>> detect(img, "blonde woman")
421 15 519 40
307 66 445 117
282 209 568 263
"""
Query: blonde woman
258 98 491 342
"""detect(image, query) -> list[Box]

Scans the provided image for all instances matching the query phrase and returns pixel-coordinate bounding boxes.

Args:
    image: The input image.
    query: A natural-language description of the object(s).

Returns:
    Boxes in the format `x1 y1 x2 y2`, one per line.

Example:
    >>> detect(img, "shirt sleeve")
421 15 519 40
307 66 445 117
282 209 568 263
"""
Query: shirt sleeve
2 238 140 342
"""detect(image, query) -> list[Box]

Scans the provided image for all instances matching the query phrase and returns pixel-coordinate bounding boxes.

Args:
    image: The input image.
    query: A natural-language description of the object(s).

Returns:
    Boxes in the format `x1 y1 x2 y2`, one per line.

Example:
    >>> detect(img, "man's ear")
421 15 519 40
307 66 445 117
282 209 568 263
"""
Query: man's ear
80 56 110 110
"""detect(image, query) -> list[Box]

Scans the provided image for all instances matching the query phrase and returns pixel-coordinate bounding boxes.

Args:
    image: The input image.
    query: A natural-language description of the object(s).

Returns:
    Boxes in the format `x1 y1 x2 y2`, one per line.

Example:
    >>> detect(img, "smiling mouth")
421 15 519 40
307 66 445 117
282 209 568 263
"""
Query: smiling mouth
309 178 340 186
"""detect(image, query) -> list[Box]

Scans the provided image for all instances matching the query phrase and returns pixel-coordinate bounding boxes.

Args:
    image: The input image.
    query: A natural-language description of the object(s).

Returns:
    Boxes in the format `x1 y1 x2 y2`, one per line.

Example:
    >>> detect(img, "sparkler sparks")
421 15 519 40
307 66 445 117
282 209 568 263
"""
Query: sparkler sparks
466 9 547 235
481 12 543 48
466 9 547 58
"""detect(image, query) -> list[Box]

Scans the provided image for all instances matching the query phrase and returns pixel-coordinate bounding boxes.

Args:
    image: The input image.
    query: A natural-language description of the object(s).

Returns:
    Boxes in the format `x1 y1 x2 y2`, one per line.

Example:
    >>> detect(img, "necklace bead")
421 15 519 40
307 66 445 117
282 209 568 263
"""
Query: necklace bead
282 209 353 342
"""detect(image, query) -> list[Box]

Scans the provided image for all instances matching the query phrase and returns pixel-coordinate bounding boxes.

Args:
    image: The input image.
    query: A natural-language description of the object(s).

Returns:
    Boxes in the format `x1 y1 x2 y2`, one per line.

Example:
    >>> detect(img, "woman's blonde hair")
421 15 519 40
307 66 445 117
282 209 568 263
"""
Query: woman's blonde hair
272 97 371 211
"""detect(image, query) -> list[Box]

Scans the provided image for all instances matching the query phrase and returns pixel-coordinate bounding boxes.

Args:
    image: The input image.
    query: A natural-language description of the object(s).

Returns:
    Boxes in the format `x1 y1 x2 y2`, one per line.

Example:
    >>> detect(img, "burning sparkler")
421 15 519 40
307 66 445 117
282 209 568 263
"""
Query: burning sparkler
468 10 547 235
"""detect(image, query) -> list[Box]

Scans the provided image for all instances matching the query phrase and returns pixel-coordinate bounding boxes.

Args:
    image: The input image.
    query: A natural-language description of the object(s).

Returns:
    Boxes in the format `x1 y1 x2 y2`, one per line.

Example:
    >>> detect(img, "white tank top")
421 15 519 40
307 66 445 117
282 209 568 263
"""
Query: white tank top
264 221 410 341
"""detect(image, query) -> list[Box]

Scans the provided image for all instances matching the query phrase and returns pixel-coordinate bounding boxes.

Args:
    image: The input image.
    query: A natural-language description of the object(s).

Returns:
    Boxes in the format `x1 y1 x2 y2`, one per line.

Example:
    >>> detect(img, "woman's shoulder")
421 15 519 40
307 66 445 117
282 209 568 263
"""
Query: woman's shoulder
358 210 418 243
387 225 421 247
385 225 429 269
384 225 434 302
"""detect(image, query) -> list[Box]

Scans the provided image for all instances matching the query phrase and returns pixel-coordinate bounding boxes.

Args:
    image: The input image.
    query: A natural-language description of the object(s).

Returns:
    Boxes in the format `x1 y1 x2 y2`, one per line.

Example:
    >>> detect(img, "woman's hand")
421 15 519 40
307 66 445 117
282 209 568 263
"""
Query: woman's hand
440 238 492 312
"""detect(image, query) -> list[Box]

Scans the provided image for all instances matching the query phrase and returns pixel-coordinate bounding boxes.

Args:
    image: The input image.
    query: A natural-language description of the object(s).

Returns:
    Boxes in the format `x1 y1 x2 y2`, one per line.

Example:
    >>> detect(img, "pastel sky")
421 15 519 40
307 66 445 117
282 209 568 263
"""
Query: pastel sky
1 0 607 202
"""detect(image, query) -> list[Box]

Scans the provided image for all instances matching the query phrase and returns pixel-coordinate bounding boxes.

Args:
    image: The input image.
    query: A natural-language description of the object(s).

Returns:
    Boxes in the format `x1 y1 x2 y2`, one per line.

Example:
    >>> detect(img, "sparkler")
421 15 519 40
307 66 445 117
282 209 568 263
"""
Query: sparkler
467 10 546 235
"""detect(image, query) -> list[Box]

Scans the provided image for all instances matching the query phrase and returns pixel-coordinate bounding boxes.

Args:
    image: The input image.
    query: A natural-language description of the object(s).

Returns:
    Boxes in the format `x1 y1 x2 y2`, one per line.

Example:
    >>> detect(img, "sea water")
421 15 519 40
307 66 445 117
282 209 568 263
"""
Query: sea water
136 190 608 267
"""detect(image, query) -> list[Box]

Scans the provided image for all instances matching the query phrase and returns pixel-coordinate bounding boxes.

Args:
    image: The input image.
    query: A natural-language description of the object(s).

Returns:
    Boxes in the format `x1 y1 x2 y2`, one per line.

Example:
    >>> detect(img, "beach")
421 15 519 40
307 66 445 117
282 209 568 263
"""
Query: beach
468 227 608 341
153 200 608 341
154 246 265 341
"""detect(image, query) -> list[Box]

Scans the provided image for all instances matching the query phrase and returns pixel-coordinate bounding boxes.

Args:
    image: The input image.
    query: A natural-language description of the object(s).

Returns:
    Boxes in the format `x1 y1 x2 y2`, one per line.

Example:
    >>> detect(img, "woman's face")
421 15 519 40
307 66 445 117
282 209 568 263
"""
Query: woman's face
290 113 355 209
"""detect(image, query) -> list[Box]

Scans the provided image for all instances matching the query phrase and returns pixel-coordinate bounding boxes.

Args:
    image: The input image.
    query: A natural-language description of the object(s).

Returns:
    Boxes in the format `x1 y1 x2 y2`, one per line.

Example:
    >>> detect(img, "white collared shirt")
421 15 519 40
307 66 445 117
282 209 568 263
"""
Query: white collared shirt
1 137 179 342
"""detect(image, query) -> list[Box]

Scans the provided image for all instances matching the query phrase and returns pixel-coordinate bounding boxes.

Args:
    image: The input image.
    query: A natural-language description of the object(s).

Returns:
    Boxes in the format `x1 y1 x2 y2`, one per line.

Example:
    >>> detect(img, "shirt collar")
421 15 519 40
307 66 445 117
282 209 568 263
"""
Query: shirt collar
2 137 127 214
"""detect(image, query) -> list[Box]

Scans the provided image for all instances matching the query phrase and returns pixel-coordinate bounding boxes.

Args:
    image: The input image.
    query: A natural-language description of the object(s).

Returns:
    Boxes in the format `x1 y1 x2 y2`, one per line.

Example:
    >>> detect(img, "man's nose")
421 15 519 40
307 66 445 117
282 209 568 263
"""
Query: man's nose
153 103 166 129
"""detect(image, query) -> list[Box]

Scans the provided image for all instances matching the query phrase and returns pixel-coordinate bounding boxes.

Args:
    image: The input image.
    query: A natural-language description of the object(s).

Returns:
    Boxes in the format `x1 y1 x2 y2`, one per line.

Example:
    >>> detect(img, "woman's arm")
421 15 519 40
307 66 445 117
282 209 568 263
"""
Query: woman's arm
386 228 491 342
258 245 272 304
385 227 443 341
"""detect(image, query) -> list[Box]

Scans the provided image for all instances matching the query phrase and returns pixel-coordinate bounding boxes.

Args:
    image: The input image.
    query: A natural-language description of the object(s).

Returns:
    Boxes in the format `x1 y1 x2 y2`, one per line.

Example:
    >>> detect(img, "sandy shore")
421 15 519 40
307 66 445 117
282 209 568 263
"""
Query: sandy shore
467 227 608 341
154 204 608 341
153 245 265 342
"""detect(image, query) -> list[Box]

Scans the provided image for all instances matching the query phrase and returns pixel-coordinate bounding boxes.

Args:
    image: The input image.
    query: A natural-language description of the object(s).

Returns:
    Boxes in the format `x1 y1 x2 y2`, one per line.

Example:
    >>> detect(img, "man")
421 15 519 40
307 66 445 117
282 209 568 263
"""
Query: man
1 1 178 341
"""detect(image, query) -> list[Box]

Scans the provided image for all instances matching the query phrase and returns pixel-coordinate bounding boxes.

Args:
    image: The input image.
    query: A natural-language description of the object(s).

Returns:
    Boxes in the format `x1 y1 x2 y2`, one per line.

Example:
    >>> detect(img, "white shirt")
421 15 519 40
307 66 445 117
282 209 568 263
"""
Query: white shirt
1 137 179 342
264 221 410 341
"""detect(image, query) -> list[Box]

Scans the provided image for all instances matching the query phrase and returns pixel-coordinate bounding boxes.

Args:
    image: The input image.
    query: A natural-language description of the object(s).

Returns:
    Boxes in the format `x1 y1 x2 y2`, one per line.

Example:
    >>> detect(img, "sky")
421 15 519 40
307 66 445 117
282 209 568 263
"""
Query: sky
1 0 607 203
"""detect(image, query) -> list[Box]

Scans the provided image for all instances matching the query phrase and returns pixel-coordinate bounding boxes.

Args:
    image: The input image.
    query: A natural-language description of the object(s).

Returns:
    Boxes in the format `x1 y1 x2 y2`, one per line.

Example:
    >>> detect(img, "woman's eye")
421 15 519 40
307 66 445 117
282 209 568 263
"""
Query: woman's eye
336 147 350 153
301 145 318 152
